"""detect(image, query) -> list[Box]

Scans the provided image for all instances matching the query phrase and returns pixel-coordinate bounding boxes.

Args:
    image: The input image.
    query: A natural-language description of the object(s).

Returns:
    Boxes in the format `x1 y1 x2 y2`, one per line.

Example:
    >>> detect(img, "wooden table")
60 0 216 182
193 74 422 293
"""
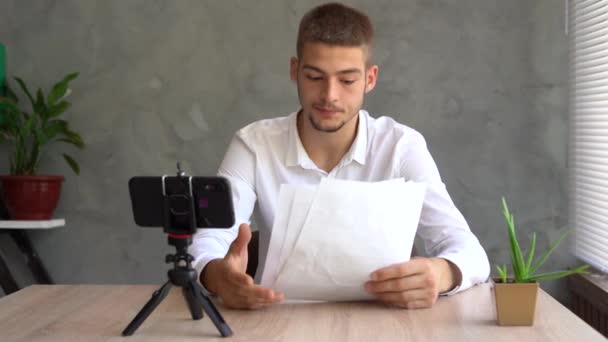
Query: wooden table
0 283 603 341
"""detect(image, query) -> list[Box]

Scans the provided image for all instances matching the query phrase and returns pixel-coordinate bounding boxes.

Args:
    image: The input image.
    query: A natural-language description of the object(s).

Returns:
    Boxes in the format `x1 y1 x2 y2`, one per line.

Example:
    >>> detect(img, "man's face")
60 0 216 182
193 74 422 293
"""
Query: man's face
291 42 378 133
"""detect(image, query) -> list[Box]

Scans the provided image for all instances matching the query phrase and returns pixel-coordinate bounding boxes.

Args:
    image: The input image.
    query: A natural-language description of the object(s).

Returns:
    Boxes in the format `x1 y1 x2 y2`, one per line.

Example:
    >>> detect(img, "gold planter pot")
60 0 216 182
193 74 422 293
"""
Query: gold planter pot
493 279 539 326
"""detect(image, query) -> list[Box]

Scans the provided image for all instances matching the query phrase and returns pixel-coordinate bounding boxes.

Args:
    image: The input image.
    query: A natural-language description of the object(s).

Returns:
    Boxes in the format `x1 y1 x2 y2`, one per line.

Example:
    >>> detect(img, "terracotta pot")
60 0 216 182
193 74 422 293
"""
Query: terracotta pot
0 175 64 220
493 278 539 326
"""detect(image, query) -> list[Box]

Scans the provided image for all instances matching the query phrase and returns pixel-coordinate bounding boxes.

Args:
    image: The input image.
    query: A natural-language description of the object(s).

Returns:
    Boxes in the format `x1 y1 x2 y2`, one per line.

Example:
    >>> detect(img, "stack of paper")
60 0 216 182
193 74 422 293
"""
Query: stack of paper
260 178 426 302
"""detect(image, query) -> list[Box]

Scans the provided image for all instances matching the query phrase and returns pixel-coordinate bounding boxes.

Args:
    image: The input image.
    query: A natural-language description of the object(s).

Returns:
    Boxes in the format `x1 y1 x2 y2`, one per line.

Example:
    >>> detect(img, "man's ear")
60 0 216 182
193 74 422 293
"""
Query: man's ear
290 57 299 81
364 64 379 93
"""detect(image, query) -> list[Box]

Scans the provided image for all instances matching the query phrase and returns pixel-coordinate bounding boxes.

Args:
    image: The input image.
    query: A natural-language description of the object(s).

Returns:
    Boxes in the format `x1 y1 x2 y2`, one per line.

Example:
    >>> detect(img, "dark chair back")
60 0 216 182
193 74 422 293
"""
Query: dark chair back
246 231 259 278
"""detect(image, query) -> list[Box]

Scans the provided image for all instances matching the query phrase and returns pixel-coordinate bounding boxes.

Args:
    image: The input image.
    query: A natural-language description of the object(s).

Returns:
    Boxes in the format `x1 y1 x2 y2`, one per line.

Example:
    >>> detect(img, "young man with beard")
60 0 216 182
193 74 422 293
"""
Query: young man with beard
191 2 489 310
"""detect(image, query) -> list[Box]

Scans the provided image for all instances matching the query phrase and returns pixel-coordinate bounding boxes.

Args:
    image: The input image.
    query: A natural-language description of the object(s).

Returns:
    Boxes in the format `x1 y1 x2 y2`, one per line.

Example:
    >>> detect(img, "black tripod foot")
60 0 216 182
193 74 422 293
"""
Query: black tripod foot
183 283 203 320
122 281 173 336
188 280 233 337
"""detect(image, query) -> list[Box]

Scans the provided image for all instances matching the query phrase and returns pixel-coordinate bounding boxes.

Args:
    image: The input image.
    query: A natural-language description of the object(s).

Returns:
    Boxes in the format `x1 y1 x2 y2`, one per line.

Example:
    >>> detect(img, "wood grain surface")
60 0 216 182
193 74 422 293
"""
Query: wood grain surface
0 283 603 341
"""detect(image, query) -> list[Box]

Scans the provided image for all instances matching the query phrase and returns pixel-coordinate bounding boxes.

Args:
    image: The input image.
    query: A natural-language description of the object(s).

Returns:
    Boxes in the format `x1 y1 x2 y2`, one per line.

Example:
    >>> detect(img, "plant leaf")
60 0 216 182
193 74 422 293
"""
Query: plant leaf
20 115 35 137
47 100 71 118
495 264 508 283
33 124 48 146
529 229 572 276
526 232 537 271
62 153 80 175
44 119 68 140
0 97 22 119
47 72 78 106
28 141 40 174
13 76 35 109
12 134 30 174
35 88 46 119
61 129 84 148
495 264 503 277
502 197 527 281
56 137 84 149
527 265 590 282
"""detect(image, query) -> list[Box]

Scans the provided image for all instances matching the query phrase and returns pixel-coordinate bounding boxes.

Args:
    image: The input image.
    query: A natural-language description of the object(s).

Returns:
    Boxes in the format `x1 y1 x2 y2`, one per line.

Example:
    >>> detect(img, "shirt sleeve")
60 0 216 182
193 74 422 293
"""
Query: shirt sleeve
190 132 258 281
400 131 490 295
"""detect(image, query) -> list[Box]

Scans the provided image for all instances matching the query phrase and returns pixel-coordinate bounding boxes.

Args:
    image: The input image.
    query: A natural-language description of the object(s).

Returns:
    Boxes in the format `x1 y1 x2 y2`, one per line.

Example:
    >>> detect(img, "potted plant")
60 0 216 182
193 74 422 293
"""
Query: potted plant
0 72 83 220
493 197 589 326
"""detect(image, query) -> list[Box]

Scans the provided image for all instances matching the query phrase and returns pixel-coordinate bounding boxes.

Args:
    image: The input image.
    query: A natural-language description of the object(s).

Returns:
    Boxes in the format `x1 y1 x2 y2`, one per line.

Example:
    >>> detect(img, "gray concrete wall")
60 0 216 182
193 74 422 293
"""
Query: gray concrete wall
0 1 577 303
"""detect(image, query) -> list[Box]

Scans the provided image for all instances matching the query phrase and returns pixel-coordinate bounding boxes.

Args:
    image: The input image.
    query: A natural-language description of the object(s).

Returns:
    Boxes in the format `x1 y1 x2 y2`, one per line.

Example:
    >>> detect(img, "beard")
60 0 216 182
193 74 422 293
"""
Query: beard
309 114 346 133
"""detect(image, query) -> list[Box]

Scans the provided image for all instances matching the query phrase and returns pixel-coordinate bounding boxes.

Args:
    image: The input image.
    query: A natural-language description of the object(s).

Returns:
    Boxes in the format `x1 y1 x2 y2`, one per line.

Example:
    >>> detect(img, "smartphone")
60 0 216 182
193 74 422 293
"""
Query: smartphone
128 176 235 230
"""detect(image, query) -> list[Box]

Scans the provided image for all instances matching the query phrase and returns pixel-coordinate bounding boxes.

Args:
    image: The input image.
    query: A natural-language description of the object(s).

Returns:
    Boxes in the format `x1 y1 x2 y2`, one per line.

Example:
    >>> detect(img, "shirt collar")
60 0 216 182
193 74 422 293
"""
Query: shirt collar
286 111 312 168
285 110 368 168
349 110 368 165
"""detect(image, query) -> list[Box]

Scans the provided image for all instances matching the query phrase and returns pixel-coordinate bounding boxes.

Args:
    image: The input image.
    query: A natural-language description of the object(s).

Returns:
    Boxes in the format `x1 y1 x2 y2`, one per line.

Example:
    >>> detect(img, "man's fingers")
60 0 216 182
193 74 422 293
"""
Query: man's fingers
221 285 283 310
246 291 284 307
370 258 427 281
227 274 283 303
235 283 277 300
245 297 280 310
365 274 426 293
367 258 442 310
233 288 283 309
370 263 411 281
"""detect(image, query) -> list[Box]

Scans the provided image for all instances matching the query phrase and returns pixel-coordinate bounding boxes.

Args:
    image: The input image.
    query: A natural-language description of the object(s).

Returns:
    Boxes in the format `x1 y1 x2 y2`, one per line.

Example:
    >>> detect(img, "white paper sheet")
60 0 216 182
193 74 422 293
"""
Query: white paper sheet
261 184 318 287
260 185 297 287
273 178 426 301
273 186 318 284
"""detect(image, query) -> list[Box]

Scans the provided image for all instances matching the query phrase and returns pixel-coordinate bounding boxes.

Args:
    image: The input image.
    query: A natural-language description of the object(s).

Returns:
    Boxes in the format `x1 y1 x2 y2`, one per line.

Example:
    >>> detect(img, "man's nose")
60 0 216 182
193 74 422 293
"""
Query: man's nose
321 78 339 103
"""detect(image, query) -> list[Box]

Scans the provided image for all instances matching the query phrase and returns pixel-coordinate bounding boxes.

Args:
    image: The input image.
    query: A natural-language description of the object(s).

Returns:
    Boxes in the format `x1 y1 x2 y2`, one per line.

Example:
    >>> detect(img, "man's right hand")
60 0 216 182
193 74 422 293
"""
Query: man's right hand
200 223 284 309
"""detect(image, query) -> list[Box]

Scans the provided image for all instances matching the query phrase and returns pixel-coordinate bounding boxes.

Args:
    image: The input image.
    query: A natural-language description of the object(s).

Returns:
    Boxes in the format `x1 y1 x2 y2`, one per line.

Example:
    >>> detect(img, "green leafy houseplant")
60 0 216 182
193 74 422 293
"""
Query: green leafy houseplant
0 72 83 175
495 197 589 283
0 72 83 219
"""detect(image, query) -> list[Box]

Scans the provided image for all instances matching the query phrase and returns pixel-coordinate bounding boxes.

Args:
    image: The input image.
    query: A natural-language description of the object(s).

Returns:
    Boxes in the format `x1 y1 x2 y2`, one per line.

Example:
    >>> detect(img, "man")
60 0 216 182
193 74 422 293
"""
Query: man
191 2 489 310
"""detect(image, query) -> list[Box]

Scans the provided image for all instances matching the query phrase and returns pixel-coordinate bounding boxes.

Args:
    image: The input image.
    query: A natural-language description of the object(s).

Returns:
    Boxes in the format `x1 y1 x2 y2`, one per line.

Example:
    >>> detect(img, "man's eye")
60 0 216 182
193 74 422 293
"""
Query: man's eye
341 80 356 85
306 75 323 81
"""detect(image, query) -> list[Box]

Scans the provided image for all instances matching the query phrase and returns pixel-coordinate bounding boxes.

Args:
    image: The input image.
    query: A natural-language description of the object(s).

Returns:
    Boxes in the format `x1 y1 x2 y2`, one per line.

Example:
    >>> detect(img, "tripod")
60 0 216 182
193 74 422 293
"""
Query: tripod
122 234 233 337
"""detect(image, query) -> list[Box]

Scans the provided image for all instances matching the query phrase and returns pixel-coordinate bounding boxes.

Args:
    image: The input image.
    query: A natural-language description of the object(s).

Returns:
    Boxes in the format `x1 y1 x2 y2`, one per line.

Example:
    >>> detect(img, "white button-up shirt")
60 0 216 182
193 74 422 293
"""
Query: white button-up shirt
191 110 490 294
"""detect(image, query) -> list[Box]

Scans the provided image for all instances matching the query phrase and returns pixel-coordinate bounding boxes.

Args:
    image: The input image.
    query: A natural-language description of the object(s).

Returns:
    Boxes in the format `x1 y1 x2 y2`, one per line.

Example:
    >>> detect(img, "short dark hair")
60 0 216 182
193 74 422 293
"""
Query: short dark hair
297 3 374 64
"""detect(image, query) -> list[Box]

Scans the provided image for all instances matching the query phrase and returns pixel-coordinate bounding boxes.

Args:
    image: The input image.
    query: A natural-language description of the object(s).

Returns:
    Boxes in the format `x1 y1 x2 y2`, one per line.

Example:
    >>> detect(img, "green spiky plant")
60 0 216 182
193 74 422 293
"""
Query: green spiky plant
495 197 589 283
0 72 83 175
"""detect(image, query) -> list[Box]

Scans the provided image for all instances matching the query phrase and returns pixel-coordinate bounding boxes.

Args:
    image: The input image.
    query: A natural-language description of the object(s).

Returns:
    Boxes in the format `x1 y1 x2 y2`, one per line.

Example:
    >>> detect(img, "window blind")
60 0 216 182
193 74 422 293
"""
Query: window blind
570 0 608 272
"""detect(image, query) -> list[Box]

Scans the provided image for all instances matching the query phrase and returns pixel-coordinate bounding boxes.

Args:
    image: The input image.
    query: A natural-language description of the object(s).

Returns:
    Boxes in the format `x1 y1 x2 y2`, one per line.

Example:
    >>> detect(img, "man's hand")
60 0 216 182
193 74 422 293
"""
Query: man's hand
364 257 461 309
200 224 284 309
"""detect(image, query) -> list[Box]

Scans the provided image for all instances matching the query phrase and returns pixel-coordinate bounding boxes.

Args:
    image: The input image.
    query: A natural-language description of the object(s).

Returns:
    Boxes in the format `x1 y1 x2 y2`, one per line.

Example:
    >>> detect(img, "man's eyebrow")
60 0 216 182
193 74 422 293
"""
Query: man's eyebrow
302 65 363 76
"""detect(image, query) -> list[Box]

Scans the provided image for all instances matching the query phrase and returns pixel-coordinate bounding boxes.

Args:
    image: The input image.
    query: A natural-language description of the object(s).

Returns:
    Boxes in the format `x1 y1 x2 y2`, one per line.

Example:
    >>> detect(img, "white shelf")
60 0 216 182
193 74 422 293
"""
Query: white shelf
0 219 66 229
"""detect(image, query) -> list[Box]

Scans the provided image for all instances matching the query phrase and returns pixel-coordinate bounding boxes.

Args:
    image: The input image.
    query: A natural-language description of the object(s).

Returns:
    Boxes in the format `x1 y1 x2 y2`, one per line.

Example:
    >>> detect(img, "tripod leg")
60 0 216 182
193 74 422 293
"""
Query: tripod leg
192 281 233 337
182 284 203 320
122 281 173 336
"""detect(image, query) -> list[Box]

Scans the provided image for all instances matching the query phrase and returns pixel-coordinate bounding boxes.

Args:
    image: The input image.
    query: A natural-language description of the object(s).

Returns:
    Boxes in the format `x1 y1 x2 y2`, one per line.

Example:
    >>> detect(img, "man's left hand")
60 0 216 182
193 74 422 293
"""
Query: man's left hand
364 257 460 309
